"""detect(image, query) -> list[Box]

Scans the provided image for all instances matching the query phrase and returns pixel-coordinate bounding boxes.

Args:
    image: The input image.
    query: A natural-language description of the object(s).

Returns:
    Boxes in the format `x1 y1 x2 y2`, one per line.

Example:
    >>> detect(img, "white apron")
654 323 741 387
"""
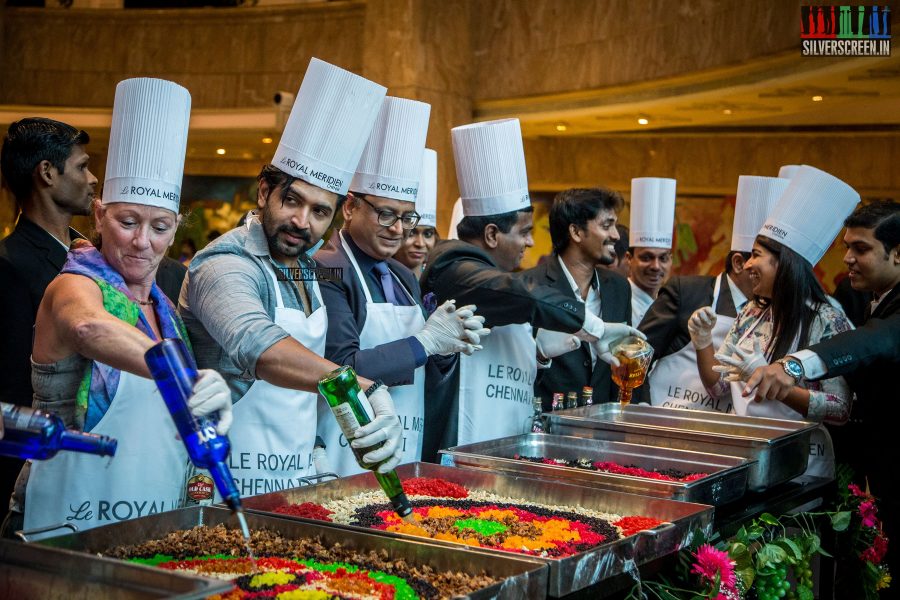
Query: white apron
317 232 426 477
649 275 735 413
25 365 189 539
728 310 834 478
224 263 327 498
457 322 536 446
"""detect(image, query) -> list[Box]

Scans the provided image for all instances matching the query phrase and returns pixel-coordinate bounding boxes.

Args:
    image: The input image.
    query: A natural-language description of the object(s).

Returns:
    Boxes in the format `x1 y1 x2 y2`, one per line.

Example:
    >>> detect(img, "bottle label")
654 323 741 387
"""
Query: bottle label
1 404 42 433
185 473 215 505
331 403 363 439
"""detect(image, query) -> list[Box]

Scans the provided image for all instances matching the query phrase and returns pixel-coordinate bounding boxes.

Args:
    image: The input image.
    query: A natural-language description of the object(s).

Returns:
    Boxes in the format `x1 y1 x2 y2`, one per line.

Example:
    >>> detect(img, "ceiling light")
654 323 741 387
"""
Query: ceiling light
216 148 226 155
812 95 823 102
261 137 273 144
555 123 568 132
637 117 649 125
722 109 732 115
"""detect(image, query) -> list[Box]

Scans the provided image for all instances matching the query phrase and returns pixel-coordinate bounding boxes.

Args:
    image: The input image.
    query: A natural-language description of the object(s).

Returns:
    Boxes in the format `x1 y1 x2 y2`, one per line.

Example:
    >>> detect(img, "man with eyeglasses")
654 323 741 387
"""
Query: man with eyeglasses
316 98 487 475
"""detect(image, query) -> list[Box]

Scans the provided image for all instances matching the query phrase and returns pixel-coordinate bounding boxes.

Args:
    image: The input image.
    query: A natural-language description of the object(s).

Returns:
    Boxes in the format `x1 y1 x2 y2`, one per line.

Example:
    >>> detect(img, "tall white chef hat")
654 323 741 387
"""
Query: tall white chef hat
103 78 191 214
416 149 438 227
629 177 676 249
758 165 860 265
350 96 431 203
452 118 530 217
777 164 803 179
731 176 789 252
272 58 387 196
447 197 464 239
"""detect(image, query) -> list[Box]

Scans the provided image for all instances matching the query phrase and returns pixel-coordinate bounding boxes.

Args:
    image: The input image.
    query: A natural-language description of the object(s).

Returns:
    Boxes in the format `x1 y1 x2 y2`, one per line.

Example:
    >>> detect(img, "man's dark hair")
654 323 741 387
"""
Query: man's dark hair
724 250 751 274
456 206 533 242
257 164 346 207
844 200 900 255
0 117 89 204
548 187 623 253
613 224 629 261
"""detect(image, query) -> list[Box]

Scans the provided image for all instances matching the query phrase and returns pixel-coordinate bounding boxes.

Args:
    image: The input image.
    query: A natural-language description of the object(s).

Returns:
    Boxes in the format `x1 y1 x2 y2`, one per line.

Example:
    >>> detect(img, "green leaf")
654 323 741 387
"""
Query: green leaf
748 524 765 540
797 584 814 600
831 511 852 531
756 544 787 568
759 512 780 526
776 538 804 562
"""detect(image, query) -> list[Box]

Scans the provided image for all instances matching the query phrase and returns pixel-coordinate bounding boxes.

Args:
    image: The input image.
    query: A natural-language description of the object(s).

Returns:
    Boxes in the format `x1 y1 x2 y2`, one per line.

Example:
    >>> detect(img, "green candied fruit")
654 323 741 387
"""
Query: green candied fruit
454 518 509 536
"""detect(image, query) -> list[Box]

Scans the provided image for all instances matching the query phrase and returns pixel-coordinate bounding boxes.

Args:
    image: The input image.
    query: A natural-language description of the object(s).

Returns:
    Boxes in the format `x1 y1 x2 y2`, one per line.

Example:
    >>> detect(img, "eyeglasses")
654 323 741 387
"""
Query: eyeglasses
358 195 420 230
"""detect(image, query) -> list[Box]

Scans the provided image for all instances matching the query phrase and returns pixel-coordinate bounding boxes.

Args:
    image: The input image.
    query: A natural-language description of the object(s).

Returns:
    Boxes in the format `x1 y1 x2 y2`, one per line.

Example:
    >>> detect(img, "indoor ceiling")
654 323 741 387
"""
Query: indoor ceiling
1 51 897 165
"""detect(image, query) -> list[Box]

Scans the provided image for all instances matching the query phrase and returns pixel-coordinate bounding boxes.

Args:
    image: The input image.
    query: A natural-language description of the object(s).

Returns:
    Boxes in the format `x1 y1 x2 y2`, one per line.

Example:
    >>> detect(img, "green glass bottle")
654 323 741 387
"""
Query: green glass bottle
318 366 412 518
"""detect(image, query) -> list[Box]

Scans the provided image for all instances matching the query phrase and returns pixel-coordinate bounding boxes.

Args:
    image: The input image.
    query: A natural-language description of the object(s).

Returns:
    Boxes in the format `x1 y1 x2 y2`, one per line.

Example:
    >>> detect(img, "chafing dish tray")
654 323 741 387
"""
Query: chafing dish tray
548 403 817 492
37 505 548 600
1 537 228 599
240 462 713 597
439 433 752 505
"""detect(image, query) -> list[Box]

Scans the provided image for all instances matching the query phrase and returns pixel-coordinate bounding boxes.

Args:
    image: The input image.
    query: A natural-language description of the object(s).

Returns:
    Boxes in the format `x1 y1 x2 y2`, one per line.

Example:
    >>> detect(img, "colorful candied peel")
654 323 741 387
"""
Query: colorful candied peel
131 554 418 600
513 454 708 482
273 502 335 522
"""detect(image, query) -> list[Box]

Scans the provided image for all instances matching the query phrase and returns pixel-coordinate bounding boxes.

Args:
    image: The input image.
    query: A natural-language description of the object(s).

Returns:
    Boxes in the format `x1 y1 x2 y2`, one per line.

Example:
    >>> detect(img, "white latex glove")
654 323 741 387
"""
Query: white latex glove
414 300 480 356
535 328 581 360
187 369 233 435
351 386 403 473
454 304 491 346
592 323 646 367
575 310 605 342
713 339 769 382
687 306 717 349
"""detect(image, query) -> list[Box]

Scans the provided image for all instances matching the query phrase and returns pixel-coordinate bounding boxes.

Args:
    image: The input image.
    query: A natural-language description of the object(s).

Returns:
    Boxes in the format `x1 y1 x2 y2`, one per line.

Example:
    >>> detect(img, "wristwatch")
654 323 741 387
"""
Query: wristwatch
777 357 804 383
364 379 385 398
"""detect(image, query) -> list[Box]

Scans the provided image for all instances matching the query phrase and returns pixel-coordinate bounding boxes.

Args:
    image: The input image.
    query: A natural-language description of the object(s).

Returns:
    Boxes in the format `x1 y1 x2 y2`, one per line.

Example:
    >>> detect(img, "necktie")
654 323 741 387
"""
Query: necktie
373 261 398 305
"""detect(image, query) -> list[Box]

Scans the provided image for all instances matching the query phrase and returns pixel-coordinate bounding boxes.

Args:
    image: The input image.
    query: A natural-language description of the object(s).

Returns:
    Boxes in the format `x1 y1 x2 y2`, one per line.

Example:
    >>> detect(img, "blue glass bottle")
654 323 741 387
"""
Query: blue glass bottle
0 403 117 460
144 338 242 512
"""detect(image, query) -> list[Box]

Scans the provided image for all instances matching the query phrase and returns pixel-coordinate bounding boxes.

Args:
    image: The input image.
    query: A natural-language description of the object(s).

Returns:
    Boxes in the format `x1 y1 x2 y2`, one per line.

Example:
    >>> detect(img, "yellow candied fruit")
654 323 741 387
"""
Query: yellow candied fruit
276 591 332 600
250 571 296 588
475 509 516 522
425 506 464 519
540 519 580 542
387 523 431 537
501 535 553 551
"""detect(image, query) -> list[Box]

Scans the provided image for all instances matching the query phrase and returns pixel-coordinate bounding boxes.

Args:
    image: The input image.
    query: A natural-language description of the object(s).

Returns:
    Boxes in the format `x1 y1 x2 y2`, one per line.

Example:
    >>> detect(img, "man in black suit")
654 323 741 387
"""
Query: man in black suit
523 188 632 407
0 117 97 519
745 200 899 562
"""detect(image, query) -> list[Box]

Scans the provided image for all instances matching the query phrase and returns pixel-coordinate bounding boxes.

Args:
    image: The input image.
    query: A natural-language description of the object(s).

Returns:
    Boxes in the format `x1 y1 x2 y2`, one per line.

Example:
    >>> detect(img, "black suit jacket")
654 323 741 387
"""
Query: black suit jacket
156 256 188 306
0 217 80 407
316 231 454 387
523 257 632 406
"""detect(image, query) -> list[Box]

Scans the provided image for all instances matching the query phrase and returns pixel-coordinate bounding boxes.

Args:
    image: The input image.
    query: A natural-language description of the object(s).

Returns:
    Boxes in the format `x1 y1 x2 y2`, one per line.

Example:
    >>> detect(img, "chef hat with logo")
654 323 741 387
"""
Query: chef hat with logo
777 164 802 179
452 118 530 217
103 78 191 214
350 96 431 203
416 149 438 227
629 177 676 249
759 165 860 265
731 176 789 252
272 58 387 196
447 197 464 239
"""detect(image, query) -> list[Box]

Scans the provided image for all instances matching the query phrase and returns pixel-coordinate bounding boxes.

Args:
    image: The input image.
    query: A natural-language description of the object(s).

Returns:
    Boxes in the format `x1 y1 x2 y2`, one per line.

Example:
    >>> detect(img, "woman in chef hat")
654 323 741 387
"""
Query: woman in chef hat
394 149 439 279
7 78 232 538
690 166 858 478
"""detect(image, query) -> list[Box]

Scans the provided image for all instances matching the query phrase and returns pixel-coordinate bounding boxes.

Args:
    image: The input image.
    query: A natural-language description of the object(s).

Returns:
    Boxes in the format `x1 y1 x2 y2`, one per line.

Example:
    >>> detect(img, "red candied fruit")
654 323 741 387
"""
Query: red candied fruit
402 477 469 498
613 515 665 537
273 502 334 521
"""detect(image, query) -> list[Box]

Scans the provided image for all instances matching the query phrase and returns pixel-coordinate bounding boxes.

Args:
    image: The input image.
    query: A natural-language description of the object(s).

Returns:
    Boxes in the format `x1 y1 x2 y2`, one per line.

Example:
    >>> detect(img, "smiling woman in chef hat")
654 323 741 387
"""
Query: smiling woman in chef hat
691 165 858 478
8 78 232 539
394 148 439 278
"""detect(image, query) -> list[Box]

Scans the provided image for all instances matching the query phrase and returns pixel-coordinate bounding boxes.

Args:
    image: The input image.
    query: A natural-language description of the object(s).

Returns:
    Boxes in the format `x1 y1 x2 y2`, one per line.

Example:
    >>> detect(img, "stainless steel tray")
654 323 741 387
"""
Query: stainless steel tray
1 537 229 599
439 433 752 505
547 403 817 492
37 505 548 600
240 462 713 597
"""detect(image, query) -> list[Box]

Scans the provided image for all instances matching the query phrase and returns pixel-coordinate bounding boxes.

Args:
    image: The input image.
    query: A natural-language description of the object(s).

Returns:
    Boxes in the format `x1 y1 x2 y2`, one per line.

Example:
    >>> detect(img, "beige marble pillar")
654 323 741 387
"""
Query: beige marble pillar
361 0 473 233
